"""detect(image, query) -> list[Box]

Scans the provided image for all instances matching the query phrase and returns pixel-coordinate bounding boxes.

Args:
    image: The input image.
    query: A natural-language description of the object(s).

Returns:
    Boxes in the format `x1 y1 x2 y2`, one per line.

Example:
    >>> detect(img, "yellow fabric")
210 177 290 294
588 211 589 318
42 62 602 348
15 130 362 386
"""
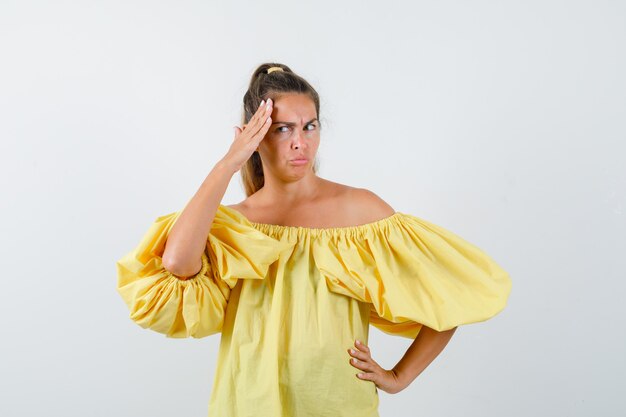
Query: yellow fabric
116 204 512 416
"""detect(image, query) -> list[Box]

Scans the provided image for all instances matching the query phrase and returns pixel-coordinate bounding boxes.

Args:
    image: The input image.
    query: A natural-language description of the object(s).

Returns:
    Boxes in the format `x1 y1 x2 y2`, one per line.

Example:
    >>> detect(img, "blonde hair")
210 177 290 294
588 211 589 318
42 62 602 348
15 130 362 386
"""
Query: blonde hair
239 63 322 197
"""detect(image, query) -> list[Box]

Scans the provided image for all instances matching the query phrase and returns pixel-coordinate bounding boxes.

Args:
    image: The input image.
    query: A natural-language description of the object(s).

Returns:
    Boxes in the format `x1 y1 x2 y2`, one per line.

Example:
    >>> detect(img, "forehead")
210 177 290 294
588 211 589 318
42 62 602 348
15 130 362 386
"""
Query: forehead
271 93 317 120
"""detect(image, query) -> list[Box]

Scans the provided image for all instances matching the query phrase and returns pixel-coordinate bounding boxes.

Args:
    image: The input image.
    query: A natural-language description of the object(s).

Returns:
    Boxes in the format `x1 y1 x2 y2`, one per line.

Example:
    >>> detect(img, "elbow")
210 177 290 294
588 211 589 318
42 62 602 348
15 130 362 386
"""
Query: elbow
162 254 203 280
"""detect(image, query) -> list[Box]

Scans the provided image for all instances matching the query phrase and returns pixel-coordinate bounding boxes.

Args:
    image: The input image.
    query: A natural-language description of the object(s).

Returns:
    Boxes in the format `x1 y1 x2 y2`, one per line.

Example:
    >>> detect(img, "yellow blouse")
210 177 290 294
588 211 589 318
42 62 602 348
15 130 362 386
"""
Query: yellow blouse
116 204 512 417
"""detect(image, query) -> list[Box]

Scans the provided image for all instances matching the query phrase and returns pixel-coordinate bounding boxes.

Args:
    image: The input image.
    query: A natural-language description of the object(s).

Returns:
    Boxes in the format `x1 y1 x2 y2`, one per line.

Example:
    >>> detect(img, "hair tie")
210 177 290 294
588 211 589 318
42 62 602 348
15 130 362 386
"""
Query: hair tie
267 66 284 74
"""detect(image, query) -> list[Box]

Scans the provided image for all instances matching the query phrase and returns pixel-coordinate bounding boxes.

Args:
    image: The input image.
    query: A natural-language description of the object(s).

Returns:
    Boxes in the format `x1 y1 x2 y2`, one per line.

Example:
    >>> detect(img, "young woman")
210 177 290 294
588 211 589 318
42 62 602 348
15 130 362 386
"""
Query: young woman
116 63 512 416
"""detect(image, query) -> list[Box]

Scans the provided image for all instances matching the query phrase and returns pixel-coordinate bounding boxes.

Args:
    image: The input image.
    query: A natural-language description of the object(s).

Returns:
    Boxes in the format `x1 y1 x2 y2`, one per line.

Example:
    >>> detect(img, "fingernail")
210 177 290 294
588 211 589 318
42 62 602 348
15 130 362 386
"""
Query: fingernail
259 100 265 108
356 340 360 345
350 349 355 354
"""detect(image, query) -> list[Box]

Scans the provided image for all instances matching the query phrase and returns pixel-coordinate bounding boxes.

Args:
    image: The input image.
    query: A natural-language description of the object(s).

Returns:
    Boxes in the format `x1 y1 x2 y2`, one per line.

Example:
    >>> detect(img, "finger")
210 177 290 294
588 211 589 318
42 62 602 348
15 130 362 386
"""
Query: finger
249 115 272 145
355 340 370 354
244 110 271 144
254 102 273 132
349 347 383 373
248 99 273 132
238 99 272 145
356 371 375 381
350 357 366 371
251 99 266 121
239 107 262 135
349 357 376 373
347 347 366 361
248 102 265 127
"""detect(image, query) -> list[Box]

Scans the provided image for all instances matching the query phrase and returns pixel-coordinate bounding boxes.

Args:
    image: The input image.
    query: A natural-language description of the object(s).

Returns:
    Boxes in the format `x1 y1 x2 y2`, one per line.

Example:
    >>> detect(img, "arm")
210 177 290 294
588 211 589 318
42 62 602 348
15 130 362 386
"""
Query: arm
161 99 275 279
348 325 457 394
161 160 237 279
391 325 457 389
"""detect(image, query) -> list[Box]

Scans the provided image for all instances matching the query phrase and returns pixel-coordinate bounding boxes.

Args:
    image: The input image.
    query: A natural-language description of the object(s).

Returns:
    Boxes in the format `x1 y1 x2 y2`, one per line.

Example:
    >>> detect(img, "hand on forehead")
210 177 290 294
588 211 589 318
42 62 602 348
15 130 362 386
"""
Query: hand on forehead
268 94 317 126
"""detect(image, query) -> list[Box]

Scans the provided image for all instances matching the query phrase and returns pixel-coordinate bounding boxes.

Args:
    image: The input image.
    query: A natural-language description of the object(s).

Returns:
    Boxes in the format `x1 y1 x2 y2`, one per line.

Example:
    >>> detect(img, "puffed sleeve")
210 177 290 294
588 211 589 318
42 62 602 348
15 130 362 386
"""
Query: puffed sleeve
116 204 292 338
313 213 512 338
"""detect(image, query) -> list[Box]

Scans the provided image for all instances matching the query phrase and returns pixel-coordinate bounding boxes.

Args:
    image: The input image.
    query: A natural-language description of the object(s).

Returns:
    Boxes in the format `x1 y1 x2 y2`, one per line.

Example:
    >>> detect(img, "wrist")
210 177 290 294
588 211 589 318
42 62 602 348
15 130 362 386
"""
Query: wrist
391 366 413 389
214 158 239 177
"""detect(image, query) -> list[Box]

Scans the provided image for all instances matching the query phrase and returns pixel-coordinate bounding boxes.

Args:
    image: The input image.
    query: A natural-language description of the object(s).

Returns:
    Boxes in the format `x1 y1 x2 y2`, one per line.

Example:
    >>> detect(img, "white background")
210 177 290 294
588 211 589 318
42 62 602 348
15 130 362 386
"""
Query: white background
1 1 624 416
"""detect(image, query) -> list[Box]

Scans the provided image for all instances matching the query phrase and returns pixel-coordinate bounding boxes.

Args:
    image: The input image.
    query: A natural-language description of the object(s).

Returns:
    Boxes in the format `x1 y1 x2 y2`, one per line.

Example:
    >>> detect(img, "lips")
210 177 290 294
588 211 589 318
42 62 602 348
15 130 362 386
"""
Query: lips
289 156 309 166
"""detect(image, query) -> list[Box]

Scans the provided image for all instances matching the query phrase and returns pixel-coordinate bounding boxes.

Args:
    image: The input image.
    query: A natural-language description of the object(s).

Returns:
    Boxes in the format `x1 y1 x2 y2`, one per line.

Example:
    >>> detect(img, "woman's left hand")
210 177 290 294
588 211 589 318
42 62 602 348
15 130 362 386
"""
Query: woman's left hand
347 340 406 394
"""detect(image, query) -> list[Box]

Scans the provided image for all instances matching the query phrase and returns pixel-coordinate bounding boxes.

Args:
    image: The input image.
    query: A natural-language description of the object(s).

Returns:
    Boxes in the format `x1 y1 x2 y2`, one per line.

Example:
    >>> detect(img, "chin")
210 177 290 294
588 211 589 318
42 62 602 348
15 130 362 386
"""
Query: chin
283 169 311 181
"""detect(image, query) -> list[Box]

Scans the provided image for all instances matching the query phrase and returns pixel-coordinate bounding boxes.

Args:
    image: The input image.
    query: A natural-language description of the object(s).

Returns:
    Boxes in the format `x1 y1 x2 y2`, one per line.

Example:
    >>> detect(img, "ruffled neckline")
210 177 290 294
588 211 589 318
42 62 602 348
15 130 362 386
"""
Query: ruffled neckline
219 204 405 237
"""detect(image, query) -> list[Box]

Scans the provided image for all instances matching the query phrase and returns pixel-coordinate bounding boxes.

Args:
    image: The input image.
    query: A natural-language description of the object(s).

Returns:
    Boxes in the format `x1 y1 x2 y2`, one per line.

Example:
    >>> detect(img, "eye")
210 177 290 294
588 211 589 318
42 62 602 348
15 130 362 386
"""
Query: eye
276 123 317 134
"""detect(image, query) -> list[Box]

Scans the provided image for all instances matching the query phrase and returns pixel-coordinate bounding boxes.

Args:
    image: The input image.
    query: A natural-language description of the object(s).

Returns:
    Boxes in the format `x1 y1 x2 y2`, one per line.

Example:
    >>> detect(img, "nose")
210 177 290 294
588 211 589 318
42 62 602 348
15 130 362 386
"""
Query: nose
291 129 306 150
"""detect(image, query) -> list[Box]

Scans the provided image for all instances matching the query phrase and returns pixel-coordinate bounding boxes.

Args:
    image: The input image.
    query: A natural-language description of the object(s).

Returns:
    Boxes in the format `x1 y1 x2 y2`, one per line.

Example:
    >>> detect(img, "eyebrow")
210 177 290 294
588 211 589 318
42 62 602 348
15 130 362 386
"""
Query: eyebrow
271 118 319 126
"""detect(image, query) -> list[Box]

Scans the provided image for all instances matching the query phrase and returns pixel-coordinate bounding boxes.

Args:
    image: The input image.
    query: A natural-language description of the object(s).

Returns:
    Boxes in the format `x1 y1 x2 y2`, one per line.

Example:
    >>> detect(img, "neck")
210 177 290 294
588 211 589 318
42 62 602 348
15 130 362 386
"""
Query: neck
257 173 324 206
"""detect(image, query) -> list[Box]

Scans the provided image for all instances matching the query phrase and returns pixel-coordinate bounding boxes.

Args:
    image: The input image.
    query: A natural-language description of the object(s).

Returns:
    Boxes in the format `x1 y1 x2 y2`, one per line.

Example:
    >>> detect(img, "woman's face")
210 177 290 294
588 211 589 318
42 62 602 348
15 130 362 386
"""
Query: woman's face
257 93 320 181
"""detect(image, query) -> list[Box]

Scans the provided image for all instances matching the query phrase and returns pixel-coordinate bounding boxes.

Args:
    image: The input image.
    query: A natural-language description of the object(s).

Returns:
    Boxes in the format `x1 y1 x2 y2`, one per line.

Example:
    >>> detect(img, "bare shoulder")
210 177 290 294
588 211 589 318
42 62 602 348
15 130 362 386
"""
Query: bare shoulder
224 180 395 226
224 195 262 221
225 201 250 217
225 193 258 212
343 186 396 222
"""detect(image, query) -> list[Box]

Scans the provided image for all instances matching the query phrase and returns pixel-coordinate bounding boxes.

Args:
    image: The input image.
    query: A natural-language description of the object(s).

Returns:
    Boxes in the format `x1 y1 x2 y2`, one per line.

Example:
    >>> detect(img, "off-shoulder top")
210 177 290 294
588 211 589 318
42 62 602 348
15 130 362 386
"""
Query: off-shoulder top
116 204 512 417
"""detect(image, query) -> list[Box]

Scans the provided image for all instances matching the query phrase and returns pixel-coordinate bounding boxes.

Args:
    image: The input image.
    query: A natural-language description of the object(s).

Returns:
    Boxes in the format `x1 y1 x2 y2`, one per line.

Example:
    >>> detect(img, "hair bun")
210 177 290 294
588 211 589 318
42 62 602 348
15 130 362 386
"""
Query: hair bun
267 66 284 74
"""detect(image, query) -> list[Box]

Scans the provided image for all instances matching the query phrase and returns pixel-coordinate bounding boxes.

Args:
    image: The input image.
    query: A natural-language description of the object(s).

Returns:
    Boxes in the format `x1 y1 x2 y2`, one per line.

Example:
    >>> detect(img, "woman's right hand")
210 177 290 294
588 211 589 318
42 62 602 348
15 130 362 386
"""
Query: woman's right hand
221 98 273 172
